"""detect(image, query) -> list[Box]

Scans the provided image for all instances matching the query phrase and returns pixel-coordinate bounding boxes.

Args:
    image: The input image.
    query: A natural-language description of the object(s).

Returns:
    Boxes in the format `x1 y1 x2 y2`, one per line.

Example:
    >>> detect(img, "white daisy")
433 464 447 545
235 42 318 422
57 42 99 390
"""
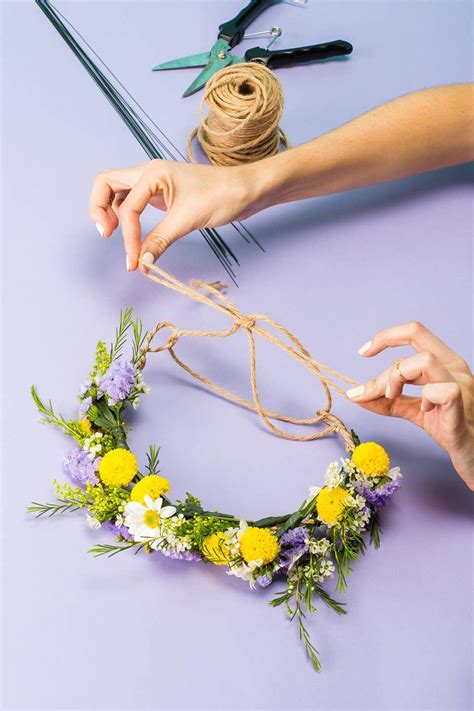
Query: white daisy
124 495 176 544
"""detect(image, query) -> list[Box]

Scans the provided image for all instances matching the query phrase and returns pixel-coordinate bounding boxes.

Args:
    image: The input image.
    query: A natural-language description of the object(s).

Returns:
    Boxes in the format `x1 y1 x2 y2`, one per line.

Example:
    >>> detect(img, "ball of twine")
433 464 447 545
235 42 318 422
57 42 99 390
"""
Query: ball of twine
187 63 290 166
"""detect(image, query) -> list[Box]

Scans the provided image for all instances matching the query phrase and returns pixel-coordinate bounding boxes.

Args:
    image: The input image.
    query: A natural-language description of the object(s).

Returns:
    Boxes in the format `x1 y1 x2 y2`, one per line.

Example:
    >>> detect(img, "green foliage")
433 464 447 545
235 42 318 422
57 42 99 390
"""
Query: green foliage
90 340 112 379
369 510 382 549
174 514 230 549
86 483 130 523
110 308 134 362
131 317 148 364
145 445 161 475
88 541 145 557
31 386 80 439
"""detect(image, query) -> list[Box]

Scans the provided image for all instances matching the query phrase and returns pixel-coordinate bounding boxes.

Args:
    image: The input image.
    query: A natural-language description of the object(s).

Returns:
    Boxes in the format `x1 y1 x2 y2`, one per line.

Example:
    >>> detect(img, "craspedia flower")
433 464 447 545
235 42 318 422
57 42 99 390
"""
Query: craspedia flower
98 448 138 487
352 442 390 477
316 486 350 525
202 532 230 566
130 474 170 503
239 527 279 564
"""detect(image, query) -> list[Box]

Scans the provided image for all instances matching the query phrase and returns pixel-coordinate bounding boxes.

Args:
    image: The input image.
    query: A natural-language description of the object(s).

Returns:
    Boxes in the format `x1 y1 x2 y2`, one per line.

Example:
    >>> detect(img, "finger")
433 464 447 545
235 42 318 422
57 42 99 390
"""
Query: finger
355 393 421 423
139 213 190 273
358 321 459 363
118 175 158 270
112 190 130 217
88 165 146 238
347 351 455 404
420 382 464 424
384 351 455 400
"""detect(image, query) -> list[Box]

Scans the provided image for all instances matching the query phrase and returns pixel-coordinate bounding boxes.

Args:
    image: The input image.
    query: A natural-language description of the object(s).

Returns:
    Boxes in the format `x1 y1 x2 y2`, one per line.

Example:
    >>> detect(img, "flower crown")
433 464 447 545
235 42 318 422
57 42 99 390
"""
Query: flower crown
29 267 402 672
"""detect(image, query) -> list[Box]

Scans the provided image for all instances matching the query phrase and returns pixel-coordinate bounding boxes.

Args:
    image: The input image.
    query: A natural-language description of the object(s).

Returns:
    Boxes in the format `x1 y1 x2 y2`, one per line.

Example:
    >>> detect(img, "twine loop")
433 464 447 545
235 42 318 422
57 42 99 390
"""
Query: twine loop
137 263 359 452
187 63 289 166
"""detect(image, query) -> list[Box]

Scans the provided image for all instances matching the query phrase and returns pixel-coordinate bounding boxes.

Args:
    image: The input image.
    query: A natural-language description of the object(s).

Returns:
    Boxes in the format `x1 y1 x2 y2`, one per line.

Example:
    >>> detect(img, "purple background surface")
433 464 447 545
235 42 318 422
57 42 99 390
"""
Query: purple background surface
1 1 473 709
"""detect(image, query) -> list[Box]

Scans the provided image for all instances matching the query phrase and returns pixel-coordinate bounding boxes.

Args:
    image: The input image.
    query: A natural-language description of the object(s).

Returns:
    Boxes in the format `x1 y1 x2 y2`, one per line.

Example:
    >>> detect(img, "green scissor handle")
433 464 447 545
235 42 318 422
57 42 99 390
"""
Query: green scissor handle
218 0 281 48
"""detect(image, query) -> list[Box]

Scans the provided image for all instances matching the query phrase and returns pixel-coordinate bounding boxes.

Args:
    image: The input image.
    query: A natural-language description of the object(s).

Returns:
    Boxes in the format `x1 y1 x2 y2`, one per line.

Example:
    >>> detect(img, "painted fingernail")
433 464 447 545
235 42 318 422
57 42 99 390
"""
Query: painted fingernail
385 384 392 399
142 252 155 266
358 340 372 355
346 385 365 399
126 255 130 272
95 222 105 237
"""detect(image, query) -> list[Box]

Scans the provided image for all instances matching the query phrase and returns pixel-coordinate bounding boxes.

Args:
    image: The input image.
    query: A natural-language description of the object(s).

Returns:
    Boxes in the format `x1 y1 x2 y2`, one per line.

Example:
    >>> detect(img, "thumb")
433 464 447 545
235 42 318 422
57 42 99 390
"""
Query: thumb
138 213 189 273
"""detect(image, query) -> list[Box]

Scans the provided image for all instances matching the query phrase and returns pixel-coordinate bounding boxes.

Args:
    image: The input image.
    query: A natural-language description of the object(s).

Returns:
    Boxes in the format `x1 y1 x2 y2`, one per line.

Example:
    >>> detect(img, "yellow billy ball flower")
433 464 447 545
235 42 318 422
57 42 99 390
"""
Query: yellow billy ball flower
98 448 138 487
316 486 350 525
130 474 170 504
352 442 390 477
78 418 91 433
202 532 230 566
239 527 279 564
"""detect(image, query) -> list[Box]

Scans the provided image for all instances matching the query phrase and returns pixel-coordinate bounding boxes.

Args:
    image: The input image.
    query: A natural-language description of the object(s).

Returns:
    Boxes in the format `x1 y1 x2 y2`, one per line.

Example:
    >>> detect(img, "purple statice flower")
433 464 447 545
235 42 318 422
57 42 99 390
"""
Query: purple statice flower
79 396 92 419
97 360 135 406
256 574 273 587
80 380 92 396
355 479 401 509
63 445 100 487
278 526 309 571
159 549 202 562
102 520 132 539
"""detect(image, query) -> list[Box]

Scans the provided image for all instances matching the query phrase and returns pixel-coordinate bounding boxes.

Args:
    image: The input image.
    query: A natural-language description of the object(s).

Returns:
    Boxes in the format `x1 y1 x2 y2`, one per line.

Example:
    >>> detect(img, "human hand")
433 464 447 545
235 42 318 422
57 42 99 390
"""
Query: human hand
89 160 260 273
346 321 474 489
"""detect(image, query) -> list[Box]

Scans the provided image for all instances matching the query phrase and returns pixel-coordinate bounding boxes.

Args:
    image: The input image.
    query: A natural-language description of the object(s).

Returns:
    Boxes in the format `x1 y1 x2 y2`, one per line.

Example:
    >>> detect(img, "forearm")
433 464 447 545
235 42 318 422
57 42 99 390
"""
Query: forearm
246 83 474 210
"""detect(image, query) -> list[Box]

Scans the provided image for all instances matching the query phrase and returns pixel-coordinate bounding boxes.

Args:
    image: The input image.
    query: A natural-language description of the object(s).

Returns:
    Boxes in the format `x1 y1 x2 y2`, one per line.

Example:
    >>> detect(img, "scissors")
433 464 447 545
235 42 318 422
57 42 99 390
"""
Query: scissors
152 0 353 97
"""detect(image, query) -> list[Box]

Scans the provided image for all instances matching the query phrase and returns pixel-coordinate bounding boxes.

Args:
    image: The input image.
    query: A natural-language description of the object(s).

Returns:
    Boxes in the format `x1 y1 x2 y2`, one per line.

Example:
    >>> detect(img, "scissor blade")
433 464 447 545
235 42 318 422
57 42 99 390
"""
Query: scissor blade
182 39 234 96
152 51 211 71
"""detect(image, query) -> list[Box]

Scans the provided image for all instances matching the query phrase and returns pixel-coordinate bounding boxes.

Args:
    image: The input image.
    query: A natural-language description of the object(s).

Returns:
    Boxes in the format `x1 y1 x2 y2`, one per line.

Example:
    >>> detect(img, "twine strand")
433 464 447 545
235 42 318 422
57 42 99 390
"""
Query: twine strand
137 263 359 452
187 63 289 166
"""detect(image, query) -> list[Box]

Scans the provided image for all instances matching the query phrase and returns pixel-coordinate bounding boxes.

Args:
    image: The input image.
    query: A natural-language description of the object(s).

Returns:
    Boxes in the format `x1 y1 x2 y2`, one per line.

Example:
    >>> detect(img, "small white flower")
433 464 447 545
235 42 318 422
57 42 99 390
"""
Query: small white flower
86 515 101 529
306 485 321 505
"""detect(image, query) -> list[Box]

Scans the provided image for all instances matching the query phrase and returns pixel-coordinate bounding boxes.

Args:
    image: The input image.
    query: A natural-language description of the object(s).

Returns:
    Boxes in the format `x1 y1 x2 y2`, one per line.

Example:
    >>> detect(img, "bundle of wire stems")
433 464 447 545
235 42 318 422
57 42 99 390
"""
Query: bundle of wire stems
35 0 262 282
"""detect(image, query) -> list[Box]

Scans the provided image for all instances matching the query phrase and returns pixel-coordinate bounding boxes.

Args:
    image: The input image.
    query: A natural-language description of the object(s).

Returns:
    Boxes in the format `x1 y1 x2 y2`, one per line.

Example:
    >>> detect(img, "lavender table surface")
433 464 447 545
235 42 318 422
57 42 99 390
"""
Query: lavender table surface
1 1 473 709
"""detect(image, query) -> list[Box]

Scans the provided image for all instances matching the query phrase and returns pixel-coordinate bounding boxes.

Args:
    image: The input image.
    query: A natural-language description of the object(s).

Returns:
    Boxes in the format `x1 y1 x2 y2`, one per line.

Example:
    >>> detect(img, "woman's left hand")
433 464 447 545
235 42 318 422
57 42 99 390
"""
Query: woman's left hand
346 321 474 489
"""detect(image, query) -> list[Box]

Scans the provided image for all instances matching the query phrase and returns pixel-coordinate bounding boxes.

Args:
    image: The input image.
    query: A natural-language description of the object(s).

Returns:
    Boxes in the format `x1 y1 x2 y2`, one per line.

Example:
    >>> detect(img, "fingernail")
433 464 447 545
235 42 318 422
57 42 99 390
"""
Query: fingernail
385 384 392 399
346 385 365 399
358 340 372 356
95 222 105 237
142 252 155 266
421 400 429 412
126 255 130 272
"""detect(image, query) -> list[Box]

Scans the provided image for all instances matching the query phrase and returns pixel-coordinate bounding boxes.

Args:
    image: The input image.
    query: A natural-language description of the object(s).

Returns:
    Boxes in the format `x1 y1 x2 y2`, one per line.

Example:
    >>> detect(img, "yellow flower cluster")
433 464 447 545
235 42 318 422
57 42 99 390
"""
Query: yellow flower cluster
78 418 91 433
130 474 170 503
239 527 279 564
352 442 390 477
316 486 350 525
98 448 138 487
202 532 230 566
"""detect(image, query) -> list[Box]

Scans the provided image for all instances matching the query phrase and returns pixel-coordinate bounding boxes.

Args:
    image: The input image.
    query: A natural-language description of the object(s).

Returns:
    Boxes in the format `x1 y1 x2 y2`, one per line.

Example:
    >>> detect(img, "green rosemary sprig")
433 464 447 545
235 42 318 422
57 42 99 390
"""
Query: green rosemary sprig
27 499 82 518
132 317 148 364
31 386 79 438
88 541 146 557
110 308 133 361
369 510 382 548
145 445 161 475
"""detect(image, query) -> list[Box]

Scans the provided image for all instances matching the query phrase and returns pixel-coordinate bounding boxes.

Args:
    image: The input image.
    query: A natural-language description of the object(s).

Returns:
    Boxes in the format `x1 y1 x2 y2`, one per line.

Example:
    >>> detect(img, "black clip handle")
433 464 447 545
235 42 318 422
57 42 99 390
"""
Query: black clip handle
218 0 280 48
245 39 353 69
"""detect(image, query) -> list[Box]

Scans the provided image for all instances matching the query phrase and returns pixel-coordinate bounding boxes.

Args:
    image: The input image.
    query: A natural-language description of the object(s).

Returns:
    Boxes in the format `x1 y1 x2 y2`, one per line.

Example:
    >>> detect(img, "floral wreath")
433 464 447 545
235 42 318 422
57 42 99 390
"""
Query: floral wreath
29 265 402 672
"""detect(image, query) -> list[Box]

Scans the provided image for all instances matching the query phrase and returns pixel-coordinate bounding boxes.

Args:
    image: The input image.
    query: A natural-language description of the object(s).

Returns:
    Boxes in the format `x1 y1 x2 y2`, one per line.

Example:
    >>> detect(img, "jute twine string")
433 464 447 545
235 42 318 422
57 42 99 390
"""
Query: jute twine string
187 63 289 166
137 262 359 452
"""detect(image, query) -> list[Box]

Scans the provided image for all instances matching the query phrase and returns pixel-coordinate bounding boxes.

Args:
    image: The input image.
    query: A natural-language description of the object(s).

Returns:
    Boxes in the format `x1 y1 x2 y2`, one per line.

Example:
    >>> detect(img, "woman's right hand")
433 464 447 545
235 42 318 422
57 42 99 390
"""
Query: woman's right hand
346 321 474 490
89 160 261 273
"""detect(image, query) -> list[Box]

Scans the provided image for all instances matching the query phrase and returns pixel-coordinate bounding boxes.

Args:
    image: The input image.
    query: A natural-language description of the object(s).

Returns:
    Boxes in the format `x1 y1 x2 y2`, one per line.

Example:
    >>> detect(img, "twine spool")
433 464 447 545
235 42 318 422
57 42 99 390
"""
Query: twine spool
187 63 289 166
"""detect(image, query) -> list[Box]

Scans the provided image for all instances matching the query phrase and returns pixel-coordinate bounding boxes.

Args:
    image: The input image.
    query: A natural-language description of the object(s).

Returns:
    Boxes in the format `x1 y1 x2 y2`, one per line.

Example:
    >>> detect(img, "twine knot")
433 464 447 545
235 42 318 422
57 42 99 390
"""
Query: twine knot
138 262 359 451
187 63 289 166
